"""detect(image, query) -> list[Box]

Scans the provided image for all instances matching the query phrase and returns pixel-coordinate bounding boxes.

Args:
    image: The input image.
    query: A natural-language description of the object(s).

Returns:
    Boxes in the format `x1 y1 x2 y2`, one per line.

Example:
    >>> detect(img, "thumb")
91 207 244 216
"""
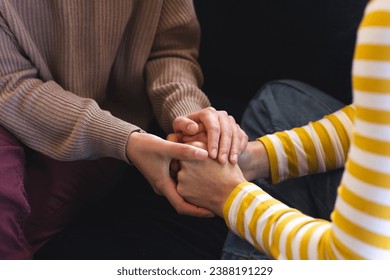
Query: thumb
173 117 199 135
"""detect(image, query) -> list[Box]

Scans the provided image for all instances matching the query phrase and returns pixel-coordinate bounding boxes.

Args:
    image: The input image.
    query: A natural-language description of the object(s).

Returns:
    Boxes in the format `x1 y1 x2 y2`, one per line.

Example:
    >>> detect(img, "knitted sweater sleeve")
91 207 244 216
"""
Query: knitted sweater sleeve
224 0 390 259
0 6 137 162
145 0 211 133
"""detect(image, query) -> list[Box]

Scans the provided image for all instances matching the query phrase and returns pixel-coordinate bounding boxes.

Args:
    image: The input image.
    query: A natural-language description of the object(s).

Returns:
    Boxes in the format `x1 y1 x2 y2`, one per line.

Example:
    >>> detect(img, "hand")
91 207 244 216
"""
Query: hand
126 132 214 217
238 140 270 181
166 133 207 181
172 107 248 164
177 157 247 217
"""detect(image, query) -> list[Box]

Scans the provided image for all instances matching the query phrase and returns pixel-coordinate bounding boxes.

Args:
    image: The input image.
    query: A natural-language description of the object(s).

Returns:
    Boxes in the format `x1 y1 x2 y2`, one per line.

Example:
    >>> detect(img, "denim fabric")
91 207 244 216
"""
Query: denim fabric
221 80 346 260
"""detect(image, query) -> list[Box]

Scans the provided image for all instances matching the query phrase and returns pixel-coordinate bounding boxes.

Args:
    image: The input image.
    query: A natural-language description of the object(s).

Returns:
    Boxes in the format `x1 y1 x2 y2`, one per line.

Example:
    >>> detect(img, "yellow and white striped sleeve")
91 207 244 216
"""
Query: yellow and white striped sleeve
259 105 355 184
224 0 390 259
331 0 390 259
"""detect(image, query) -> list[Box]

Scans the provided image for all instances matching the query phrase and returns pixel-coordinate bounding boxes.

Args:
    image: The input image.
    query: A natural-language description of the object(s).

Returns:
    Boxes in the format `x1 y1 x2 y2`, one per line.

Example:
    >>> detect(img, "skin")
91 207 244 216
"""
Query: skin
176 140 270 217
126 107 249 217
126 132 214 217
177 157 246 217
237 140 270 181
172 107 248 164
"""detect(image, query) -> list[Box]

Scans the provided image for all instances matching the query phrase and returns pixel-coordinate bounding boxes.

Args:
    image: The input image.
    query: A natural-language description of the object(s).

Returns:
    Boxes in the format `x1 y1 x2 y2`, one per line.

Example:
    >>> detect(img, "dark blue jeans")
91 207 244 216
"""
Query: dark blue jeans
221 80 346 260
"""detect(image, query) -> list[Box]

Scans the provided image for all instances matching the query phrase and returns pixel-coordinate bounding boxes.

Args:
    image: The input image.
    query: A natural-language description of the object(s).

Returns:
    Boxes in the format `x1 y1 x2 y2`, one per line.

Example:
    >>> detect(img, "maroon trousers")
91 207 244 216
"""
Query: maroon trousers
0 125 127 259
1 125 228 260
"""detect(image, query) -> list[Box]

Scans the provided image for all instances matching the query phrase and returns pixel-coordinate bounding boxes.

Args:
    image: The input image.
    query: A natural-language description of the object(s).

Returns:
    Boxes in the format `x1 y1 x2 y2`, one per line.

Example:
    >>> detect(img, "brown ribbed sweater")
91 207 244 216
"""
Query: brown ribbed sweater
0 0 210 162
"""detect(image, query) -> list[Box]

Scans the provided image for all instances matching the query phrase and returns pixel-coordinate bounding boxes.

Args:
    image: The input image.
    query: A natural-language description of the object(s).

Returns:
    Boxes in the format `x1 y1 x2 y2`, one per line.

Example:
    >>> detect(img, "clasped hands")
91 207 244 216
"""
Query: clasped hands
168 107 250 217
126 107 250 217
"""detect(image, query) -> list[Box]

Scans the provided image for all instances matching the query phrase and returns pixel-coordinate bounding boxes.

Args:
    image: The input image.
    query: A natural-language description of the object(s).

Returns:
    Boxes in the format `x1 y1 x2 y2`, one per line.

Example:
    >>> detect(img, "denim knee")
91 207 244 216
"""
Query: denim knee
241 79 345 140
221 232 271 260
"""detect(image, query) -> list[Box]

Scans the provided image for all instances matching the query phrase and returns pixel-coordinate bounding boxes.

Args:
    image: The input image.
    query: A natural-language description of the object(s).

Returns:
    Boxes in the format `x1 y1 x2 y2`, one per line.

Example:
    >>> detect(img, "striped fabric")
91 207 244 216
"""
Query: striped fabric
260 106 355 184
224 0 390 259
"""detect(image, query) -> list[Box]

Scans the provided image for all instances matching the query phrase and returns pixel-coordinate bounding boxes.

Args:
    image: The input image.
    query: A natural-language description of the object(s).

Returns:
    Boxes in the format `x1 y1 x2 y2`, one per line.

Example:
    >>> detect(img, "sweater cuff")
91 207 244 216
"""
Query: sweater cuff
87 108 144 163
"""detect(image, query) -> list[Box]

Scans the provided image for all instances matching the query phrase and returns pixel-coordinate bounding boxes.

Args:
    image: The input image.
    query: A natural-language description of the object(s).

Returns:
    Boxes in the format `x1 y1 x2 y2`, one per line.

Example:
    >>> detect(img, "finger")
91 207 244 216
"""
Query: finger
216 111 232 164
162 178 215 217
182 131 208 144
239 126 249 156
166 132 184 143
166 141 208 161
228 119 242 164
186 141 208 151
196 122 206 133
187 108 220 159
172 116 199 135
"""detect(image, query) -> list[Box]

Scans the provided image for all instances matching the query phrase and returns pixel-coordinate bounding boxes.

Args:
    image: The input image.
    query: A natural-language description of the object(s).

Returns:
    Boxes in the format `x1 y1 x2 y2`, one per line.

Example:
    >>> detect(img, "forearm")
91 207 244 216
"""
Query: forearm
0 12 140 161
238 140 270 181
223 182 334 259
145 0 210 133
258 105 355 184
0 76 136 161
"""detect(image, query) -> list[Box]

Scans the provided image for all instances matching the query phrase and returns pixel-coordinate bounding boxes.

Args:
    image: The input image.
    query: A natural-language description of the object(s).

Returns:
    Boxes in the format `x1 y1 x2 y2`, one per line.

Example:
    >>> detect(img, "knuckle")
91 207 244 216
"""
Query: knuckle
224 132 233 141
230 147 239 155
219 110 228 116
172 116 182 125
203 107 216 116
176 206 185 215
152 187 161 195
209 125 220 134
176 184 182 194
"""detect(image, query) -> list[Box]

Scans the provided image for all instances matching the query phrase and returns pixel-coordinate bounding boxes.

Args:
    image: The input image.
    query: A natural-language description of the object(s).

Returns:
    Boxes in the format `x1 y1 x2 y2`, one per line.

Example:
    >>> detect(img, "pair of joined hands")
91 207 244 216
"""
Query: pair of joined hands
126 107 264 217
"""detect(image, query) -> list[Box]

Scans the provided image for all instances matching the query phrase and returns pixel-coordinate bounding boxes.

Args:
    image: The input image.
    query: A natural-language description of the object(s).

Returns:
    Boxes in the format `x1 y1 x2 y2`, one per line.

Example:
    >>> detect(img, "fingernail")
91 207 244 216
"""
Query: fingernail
211 148 218 159
187 123 197 133
230 154 238 164
220 153 227 163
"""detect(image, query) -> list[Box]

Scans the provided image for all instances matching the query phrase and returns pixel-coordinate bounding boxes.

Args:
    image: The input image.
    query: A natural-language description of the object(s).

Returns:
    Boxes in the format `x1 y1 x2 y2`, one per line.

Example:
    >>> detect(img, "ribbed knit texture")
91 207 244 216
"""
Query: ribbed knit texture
224 0 390 259
0 0 210 161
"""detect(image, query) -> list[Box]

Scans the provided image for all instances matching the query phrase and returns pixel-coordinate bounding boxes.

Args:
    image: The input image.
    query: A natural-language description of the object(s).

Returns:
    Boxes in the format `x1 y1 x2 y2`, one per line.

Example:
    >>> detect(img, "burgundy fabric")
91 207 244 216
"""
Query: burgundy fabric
0 126 30 259
24 153 127 253
1 124 227 260
0 125 127 259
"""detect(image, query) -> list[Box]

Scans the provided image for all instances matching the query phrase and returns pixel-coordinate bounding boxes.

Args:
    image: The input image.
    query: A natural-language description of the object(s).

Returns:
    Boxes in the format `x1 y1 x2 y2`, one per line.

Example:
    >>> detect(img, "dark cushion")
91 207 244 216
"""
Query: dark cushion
195 0 369 121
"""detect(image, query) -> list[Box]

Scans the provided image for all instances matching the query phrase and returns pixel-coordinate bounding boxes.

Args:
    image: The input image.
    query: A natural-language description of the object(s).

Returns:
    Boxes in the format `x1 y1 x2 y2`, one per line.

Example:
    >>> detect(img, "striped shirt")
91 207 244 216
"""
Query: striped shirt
224 0 390 259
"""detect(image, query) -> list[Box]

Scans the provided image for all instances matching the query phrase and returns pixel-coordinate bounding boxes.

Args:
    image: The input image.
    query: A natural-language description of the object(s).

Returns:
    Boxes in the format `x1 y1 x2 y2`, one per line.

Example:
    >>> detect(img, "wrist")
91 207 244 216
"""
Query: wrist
215 169 247 217
239 140 270 181
254 140 270 178
126 131 144 163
